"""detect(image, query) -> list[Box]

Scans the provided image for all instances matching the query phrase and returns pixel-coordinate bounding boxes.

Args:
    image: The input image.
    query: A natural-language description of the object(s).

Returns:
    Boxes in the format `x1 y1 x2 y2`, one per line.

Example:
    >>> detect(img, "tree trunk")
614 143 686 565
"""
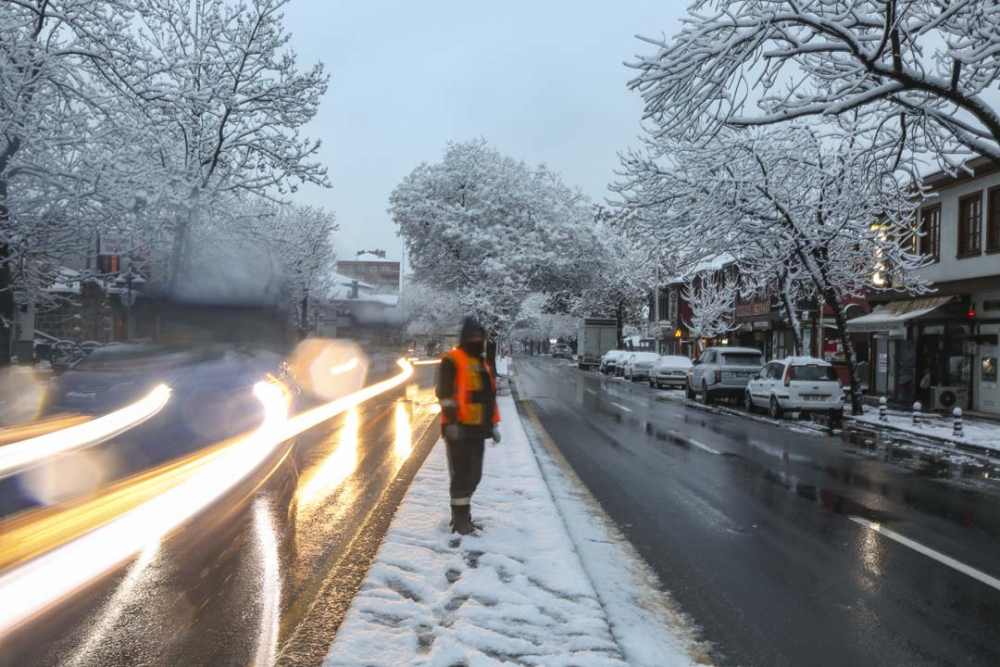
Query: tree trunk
615 300 625 348
168 209 194 295
823 288 863 415
0 174 13 365
300 289 309 339
777 285 804 355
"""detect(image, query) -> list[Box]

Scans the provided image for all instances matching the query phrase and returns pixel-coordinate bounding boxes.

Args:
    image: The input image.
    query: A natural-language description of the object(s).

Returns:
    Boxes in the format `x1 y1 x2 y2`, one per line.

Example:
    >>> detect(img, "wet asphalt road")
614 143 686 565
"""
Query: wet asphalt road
514 355 1000 667
1 366 441 667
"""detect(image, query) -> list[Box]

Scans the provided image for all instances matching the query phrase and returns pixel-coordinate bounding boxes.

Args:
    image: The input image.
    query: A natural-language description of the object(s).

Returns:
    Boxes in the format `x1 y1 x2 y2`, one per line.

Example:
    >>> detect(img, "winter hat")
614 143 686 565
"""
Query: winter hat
459 317 486 346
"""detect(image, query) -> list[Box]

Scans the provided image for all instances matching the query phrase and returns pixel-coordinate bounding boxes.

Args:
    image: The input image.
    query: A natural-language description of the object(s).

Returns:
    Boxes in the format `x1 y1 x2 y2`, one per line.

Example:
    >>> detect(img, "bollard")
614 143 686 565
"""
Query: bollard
912 402 922 426
953 408 963 438
879 396 888 422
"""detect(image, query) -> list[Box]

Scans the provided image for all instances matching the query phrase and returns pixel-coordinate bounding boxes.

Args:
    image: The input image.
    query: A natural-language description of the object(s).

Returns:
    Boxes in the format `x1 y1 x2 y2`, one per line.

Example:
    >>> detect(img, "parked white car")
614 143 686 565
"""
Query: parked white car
687 347 765 404
600 350 627 375
744 356 844 422
622 352 661 381
649 355 693 389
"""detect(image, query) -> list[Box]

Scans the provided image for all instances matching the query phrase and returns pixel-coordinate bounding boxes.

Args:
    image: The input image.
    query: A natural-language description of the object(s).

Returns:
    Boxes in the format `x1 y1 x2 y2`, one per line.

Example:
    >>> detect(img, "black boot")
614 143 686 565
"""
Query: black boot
450 504 476 535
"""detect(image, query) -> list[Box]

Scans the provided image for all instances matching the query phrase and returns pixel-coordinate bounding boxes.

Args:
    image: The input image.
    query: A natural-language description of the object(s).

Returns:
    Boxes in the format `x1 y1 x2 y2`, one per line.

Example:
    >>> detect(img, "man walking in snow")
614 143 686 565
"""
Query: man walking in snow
436 317 501 535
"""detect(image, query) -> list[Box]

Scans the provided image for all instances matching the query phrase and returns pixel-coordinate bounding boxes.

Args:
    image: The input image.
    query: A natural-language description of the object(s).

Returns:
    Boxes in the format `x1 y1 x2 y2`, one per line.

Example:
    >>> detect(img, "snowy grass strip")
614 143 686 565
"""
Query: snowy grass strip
323 393 633 666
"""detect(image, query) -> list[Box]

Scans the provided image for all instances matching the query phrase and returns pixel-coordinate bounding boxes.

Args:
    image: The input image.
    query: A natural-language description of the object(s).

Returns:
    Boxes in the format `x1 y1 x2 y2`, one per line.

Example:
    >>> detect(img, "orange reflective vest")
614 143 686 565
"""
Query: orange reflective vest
441 347 500 426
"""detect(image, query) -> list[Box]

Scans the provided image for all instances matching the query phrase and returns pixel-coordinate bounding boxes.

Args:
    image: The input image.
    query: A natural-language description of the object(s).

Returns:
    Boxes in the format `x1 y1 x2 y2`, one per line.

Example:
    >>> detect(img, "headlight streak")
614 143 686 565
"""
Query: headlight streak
393 401 413 462
295 408 360 510
328 357 360 376
0 384 172 480
251 497 281 667
63 544 161 667
412 359 440 366
0 360 414 638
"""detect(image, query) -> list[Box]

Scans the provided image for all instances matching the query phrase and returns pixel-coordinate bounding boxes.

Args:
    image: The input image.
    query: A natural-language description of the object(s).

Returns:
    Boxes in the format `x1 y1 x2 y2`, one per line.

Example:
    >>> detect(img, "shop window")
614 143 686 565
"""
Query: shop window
988 186 1000 253
983 346 998 384
915 204 940 261
958 192 983 257
97 254 119 274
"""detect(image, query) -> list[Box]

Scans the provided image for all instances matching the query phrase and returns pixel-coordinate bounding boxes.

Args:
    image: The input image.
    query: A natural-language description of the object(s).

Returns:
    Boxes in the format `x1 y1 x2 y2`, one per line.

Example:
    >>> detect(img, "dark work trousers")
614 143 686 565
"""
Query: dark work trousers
445 436 485 506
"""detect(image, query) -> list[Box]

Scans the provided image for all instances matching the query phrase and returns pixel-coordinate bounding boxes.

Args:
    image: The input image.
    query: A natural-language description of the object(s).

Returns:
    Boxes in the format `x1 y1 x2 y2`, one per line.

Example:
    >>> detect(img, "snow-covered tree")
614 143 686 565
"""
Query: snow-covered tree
569 207 651 347
124 0 330 291
0 1 144 358
401 281 466 339
615 123 930 413
682 270 737 347
391 139 598 337
262 204 337 335
512 293 578 343
628 0 1000 169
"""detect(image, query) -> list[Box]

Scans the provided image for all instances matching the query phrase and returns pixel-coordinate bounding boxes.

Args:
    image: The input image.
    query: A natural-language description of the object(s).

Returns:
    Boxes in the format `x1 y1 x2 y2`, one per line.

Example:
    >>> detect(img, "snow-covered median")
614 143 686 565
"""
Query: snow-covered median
322 392 707 667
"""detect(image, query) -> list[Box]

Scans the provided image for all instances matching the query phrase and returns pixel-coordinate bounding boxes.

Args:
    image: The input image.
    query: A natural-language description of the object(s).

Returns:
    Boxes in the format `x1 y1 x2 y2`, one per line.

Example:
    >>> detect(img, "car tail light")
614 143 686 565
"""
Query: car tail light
783 365 792 387
714 370 722 384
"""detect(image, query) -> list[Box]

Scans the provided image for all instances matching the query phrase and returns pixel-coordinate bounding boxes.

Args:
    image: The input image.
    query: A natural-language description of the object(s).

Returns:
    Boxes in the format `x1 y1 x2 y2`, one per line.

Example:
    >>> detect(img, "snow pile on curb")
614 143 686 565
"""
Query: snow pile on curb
323 393 705 666
852 411 1000 452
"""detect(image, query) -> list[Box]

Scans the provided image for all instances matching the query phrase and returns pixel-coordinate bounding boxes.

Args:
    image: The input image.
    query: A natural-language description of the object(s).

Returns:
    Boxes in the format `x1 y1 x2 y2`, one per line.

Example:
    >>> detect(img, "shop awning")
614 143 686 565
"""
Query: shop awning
846 296 955 334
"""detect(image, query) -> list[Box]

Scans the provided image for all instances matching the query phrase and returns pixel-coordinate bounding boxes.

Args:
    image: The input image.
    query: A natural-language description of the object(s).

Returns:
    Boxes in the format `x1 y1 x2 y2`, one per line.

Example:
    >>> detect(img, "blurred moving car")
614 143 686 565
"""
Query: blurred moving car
745 356 844 423
550 343 573 360
622 352 661 381
649 355 693 389
686 346 764 404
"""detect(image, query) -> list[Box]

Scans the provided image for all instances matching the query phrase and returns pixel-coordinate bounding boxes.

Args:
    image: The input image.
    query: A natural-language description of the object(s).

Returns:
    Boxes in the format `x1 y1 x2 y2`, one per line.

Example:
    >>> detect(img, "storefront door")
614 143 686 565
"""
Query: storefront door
976 324 1000 415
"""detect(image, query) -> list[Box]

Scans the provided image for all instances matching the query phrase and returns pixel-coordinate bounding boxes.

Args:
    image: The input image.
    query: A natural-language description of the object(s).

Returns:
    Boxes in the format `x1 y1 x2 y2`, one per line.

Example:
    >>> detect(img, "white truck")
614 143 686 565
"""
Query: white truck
577 317 618 370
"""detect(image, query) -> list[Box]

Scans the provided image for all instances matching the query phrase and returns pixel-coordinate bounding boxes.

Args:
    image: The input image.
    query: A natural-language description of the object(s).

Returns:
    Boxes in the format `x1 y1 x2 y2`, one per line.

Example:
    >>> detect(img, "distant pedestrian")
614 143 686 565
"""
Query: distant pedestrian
436 317 501 535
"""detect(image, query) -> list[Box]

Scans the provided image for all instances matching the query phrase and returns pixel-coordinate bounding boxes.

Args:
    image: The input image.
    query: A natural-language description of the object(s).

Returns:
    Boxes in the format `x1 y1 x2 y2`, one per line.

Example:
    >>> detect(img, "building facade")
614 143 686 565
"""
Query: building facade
848 158 1000 415
335 260 401 293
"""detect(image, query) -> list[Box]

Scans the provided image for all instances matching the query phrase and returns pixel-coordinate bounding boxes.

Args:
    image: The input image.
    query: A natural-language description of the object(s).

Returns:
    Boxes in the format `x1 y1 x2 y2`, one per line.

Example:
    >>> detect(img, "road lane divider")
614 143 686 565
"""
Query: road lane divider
0 360 414 638
849 517 1000 592
663 429 721 455
0 384 171 479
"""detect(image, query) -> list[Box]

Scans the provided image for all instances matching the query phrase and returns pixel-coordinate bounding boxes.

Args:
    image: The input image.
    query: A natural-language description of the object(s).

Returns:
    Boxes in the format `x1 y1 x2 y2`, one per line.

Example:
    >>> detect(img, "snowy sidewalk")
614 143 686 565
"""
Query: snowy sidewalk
851 410 1000 454
322 392 705 667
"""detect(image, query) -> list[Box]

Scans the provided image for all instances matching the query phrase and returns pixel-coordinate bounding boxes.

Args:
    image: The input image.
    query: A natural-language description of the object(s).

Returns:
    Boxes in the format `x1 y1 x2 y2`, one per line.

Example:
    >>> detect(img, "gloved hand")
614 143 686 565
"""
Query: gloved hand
492 425 502 444
444 423 461 442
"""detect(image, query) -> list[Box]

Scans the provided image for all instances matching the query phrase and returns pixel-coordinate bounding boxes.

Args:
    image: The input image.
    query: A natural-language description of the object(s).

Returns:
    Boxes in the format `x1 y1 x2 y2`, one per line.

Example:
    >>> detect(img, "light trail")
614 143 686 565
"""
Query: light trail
412 359 440 366
251 498 281 667
329 357 360 376
0 360 414 638
393 401 413 462
0 384 171 479
296 408 360 510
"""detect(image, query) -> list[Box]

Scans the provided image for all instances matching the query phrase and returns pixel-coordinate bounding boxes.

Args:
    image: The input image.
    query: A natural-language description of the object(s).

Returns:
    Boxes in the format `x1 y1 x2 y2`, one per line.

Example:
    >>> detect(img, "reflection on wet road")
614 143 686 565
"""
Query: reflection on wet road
0 363 442 667
515 355 1000 667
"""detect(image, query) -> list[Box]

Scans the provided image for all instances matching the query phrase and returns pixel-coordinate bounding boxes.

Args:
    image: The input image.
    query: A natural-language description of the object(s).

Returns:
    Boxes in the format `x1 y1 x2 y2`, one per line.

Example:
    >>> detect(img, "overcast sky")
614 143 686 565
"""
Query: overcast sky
283 0 684 262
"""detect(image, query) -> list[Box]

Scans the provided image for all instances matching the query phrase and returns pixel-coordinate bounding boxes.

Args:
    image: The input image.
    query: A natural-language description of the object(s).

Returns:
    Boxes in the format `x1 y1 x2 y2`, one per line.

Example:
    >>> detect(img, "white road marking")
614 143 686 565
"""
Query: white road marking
585 388 598 396
610 402 633 413
850 517 1000 592
666 429 721 455
688 439 722 455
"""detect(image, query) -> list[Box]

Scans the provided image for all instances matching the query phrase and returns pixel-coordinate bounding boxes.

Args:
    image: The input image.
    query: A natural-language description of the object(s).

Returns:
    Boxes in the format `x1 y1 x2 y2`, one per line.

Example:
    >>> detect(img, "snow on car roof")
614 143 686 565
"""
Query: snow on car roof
781 356 831 366
629 352 660 361
657 355 692 365
714 347 763 355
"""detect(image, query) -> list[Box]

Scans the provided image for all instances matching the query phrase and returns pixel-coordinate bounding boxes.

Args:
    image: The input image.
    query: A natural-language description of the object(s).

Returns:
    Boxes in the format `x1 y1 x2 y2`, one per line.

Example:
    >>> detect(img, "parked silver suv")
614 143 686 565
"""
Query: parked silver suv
686 346 764 405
